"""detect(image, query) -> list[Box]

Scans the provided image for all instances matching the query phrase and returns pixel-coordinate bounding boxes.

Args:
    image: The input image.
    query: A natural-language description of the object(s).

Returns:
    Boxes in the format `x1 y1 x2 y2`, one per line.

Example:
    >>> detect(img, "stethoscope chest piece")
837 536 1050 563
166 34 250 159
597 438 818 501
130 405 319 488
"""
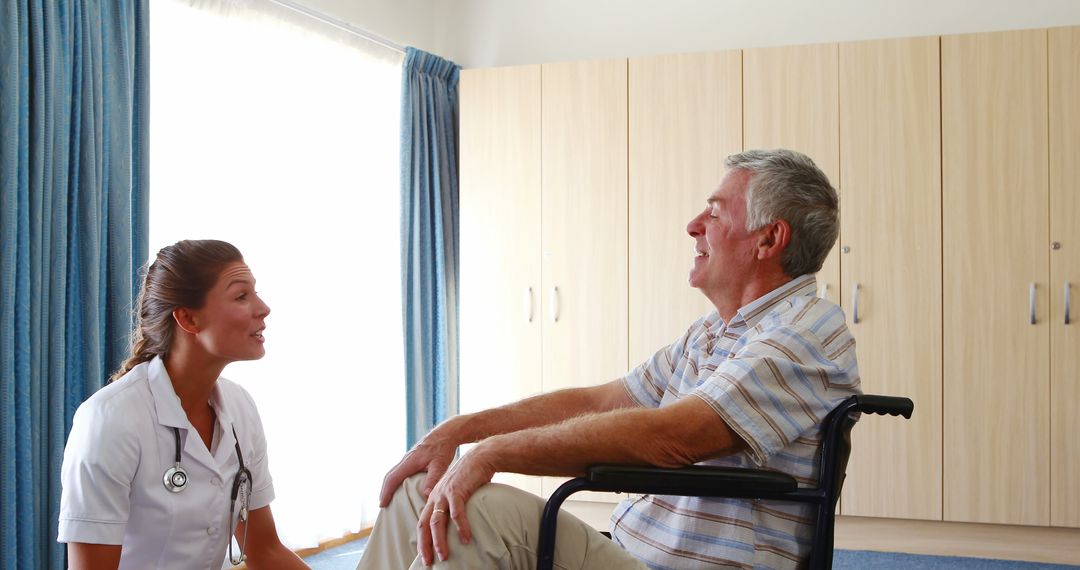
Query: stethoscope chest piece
164 464 188 492
163 427 189 493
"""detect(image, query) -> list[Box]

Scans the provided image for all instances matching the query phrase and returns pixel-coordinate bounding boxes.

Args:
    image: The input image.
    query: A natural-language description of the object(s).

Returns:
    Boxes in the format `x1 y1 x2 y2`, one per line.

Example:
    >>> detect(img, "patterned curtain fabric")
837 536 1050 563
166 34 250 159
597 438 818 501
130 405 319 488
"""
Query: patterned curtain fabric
400 47 461 448
0 1 149 567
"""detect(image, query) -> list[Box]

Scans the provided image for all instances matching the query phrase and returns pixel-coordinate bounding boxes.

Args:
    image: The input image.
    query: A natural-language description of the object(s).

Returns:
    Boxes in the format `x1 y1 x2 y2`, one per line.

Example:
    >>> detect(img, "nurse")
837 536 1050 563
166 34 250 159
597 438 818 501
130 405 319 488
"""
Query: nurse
58 240 308 569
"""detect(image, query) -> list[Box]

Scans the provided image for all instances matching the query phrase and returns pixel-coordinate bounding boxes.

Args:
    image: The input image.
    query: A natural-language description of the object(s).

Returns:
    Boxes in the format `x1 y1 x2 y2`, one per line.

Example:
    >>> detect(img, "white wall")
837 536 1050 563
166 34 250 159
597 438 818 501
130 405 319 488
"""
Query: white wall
300 0 1080 68
296 0 440 54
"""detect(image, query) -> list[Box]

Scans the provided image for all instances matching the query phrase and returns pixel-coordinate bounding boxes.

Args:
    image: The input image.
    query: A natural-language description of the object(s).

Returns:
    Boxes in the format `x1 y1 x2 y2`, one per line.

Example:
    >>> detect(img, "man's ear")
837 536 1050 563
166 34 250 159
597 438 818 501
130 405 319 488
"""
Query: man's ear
757 219 791 261
172 308 200 335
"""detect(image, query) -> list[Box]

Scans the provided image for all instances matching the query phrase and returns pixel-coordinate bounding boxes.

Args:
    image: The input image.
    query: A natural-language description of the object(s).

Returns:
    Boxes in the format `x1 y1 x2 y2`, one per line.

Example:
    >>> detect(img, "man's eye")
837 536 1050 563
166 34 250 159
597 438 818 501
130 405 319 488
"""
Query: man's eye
236 293 247 301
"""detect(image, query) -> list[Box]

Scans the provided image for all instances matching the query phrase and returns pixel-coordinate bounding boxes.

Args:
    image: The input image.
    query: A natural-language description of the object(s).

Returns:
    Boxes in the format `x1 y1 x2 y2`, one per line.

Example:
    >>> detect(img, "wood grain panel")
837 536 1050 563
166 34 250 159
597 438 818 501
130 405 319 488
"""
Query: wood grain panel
459 66 543 496
540 59 629 502
941 29 1050 525
627 51 742 366
540 59 629 392
743 43 841 303
838 36 942 521
1049 25 1080 528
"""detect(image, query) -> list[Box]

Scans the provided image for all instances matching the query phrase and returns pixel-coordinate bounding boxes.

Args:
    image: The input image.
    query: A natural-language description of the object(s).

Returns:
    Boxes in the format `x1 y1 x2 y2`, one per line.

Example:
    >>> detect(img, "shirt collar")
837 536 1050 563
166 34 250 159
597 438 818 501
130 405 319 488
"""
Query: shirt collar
147 355 236 430
730 274 819 329
147 355 240 473
208 382 236 432
147 356 188 429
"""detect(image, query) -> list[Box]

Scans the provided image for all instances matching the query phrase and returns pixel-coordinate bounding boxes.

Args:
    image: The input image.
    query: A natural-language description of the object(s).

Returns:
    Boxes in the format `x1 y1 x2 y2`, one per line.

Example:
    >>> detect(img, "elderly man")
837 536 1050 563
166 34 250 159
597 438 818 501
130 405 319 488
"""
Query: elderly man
359 148 861 569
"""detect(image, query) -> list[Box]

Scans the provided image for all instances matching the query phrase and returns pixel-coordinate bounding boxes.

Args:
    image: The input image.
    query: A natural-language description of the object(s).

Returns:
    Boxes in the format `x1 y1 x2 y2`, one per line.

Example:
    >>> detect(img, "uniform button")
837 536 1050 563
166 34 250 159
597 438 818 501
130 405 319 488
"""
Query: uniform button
207 526 218 536
211 477 222 487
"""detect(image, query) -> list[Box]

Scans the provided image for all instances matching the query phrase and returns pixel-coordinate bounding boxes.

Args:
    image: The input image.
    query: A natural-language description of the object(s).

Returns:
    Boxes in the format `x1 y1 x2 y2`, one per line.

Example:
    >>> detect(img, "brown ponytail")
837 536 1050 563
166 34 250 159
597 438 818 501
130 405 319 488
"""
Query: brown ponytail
111 239 244 381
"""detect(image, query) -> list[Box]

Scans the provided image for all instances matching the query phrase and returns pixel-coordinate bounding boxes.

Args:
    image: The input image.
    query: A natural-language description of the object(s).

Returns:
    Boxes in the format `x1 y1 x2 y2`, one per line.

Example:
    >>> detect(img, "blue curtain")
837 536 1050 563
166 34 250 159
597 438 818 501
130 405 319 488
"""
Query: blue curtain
400 47 460 448
0 1 149 568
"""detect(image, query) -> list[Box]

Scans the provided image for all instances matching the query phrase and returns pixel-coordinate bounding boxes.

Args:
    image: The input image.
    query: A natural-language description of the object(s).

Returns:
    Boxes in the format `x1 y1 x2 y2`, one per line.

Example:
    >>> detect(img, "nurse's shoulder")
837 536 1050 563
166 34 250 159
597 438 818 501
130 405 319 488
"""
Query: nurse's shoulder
59 361 155 542
64 362 157 480
72 360 156 434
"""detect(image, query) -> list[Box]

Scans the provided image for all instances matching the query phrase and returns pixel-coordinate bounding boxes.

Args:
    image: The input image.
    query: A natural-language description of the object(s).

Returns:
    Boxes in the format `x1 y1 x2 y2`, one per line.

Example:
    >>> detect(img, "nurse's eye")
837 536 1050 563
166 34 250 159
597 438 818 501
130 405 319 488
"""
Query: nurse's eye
236 293 248 301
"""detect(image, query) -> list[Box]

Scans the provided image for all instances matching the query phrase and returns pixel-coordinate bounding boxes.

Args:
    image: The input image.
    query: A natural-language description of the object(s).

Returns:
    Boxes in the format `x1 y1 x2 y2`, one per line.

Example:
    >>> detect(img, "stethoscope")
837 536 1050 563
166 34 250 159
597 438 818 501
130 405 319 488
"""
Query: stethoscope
163 425 252 565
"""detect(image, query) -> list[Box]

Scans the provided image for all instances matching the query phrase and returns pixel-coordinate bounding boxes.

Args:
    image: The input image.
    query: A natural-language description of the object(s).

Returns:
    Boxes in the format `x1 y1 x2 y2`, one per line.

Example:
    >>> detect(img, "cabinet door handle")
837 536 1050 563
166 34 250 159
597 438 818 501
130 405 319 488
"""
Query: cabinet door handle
550 286 560 323
1066 282 1072 325
851 283 861 324
818 283 829 299
525 287 534 323
1029 282 1037 325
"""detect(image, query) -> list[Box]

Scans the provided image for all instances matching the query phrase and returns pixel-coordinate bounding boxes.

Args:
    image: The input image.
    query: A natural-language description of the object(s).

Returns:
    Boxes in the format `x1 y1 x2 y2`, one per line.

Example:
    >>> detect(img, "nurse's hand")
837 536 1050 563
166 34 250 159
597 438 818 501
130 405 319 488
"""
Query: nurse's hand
379 427 458 508
416 449 496 566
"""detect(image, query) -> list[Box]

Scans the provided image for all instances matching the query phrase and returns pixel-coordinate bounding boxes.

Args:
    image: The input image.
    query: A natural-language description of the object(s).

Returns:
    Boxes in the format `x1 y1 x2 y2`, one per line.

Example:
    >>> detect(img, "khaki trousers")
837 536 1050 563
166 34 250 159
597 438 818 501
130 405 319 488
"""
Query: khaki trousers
357 474 647 570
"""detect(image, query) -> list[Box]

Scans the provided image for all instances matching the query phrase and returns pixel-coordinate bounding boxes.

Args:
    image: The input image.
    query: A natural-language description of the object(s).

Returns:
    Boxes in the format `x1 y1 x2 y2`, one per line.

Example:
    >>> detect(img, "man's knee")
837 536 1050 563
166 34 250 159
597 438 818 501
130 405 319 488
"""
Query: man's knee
378 473 429 523
470 481 541 507
465 482 545 532
402 473 426 492
389 473 426 503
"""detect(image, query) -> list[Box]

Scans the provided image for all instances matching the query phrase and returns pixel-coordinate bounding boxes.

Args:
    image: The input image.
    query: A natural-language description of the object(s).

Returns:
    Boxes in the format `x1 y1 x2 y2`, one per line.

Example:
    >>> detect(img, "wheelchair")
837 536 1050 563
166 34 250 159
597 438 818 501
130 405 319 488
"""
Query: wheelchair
537 394 914 570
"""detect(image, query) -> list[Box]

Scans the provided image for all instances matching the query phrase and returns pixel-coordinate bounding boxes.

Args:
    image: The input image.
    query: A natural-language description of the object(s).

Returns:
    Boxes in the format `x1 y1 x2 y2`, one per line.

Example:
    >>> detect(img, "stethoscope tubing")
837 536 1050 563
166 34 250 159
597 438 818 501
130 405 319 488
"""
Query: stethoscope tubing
161 423 252 565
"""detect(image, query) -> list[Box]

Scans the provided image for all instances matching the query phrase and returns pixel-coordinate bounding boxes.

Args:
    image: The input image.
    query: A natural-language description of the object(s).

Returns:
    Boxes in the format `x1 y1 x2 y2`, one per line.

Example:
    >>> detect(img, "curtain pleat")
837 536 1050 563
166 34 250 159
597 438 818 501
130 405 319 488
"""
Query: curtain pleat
0 1 148 567
400 47 460 448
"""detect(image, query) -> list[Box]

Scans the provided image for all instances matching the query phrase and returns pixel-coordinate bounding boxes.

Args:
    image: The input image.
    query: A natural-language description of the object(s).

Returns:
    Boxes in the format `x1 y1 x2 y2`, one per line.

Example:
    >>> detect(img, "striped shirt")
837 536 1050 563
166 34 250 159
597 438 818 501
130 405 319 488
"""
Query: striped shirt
612 274 861 569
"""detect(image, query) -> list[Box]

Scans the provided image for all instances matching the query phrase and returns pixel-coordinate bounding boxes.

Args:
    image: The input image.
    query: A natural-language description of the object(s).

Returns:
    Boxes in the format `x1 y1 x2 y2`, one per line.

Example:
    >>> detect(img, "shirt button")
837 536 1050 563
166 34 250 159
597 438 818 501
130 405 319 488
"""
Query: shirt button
207 526 218 536
211 477 222 487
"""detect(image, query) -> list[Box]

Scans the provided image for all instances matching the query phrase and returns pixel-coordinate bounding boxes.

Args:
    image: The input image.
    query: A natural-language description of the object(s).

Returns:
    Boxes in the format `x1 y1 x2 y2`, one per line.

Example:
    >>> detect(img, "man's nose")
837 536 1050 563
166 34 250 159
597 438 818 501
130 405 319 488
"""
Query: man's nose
687 212 704 237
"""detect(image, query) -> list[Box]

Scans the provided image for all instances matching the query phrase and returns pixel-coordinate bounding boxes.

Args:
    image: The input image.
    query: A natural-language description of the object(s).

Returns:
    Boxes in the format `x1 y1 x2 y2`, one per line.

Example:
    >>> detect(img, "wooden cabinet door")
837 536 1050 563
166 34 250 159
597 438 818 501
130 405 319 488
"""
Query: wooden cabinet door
540 59 629 499
838 36 943 520
540 59 629 393
942 29 1050 525
1049 25 1080 529
459 66 543 496
627 51 742 366
743 43 841 304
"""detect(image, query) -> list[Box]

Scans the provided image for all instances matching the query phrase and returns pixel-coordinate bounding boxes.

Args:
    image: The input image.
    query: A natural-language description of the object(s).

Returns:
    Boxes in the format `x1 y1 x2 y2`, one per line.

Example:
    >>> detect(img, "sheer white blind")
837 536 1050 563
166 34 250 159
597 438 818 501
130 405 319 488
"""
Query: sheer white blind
150 0 405 549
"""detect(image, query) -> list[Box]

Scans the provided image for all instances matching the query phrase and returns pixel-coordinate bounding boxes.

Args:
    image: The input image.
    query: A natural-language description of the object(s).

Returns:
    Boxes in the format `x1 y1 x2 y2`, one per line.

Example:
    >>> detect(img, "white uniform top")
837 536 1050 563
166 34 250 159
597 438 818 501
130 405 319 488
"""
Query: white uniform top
58 356 275 570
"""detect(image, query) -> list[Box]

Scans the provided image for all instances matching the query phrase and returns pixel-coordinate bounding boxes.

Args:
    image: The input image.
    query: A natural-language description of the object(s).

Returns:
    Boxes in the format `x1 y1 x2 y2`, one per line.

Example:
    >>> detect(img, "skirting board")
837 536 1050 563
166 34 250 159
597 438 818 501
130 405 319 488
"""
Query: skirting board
835 515 1080 565
562 506 1080 565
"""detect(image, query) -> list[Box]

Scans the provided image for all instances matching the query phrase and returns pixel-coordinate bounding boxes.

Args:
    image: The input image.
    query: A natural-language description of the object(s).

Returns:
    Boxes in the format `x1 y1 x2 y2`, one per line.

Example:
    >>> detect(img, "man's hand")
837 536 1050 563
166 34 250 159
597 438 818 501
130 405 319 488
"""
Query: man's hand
379 428 458 508
415 448 497 566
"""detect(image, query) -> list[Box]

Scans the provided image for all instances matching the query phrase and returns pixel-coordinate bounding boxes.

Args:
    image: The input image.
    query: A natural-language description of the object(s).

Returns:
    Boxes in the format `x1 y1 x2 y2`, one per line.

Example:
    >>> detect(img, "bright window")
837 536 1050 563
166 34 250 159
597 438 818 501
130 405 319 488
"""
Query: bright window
150 0 404 549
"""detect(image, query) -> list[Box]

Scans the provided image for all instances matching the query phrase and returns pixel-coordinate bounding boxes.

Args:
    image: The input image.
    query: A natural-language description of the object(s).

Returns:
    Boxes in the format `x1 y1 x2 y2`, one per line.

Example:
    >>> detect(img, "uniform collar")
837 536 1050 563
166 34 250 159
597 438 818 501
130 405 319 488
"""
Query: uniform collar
148 356 237 429
208 383 237 435
147 356 189 429
147 356 239 473
729 274 818 329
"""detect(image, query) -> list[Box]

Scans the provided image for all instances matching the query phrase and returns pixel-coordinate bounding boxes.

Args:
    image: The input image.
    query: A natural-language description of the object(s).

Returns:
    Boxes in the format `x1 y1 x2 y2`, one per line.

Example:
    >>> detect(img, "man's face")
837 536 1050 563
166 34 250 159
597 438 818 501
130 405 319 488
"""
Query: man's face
686 169 762 302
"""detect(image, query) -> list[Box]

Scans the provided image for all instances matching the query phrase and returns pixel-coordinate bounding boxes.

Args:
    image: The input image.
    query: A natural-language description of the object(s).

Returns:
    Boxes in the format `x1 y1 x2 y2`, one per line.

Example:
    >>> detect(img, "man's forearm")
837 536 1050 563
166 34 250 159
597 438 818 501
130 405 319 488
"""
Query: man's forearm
469 397 745 478
438 381 635 448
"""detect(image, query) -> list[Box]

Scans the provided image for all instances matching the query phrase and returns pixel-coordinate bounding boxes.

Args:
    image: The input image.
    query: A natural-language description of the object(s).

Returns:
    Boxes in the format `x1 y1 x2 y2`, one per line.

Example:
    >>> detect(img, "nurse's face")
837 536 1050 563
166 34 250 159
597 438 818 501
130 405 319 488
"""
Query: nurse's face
190 262 271 363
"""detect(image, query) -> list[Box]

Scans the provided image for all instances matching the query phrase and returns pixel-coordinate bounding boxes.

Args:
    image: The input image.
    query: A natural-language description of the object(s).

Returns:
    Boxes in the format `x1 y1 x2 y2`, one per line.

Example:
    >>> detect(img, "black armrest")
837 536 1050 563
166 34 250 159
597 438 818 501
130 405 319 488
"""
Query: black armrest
854 395 914 419
585 464 797 498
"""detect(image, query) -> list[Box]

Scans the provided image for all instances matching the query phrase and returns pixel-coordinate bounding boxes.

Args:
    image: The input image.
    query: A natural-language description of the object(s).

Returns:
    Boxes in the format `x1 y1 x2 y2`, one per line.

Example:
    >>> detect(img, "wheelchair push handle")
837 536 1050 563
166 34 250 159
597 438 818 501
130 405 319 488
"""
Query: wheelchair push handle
854 395 914 419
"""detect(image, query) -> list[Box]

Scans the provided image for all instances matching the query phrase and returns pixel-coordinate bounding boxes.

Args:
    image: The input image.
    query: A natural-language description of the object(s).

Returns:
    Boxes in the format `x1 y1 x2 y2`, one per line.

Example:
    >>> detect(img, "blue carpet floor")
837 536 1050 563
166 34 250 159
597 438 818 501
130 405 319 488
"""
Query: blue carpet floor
303 537 368 570
832 551 1079 569
304 538 1079 569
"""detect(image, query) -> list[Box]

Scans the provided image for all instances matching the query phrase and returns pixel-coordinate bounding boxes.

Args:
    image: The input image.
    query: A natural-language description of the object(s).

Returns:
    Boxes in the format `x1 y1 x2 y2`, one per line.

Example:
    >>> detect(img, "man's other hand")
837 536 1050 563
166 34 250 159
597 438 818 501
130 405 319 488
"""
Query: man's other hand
379 430 457 508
